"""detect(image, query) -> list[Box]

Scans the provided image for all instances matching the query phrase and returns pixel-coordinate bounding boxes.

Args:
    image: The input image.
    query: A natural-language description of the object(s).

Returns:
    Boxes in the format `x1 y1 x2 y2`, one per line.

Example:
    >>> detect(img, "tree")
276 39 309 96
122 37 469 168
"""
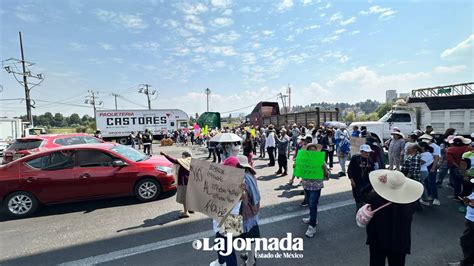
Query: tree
344 111 356 123
375 103 392 118
368 112 379 121
53 113 65 127
69 113 81 126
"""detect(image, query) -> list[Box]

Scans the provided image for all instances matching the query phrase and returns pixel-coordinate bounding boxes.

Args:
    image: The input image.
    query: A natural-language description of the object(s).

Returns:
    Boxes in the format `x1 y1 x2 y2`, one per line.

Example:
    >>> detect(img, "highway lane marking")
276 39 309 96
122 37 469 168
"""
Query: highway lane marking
60 199 354 266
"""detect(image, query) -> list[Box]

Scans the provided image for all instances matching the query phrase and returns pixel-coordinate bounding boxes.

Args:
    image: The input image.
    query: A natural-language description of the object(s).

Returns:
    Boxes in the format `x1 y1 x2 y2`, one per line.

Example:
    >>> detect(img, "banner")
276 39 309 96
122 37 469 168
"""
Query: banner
186 159 245 224
293 150 325 180
350 137 367 155
251 128 256 138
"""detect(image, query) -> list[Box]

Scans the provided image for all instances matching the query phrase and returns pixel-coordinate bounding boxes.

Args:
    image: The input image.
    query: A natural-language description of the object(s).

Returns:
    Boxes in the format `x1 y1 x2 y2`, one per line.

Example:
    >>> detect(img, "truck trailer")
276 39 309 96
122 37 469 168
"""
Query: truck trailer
95 109 189 144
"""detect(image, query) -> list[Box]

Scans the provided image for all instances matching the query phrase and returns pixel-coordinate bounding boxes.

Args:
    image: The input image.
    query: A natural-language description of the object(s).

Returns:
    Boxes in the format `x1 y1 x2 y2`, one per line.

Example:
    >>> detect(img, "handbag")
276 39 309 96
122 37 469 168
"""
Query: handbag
220 214 243 237
356 202 391 228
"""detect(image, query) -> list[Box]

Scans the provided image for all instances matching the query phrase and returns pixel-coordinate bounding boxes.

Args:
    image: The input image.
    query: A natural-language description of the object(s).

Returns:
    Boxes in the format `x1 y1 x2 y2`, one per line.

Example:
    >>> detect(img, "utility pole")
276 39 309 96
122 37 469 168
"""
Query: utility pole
2 32 44 126
85 90 102 119
287 84 291 113
111 93 120 110
138 84 155 110
279 93 288 114
205 88 211 112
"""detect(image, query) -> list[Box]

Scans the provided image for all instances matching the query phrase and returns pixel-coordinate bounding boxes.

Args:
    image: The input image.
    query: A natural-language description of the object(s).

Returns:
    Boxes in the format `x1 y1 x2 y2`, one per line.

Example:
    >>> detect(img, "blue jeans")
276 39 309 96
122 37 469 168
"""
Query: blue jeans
305 189 321 227
428 170 439 199
420 171 429 200
215 232 237 266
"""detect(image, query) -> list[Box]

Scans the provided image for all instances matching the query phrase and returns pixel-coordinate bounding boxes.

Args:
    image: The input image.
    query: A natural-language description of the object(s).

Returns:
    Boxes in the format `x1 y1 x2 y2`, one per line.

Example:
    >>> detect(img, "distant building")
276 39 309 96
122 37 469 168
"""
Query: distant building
399 92 410 100
386 90 398 103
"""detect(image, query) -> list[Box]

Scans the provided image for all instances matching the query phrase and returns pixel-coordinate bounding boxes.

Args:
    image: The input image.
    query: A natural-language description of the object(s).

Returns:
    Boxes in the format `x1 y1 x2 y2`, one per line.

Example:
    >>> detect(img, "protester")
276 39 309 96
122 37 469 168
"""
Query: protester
385 131 405 171
418 141 434 206
437 134 456 187
300 143 329 238
323 129 336 169
425 125 434 136
360 126 369 138
265 125 276 167
401 143 421 181
94 129 102 139
352 126 360 138
348 144 375 210
336 134 351 177
366 137 385 170
420 134 441 206
288 136 306 185
258 128 266 159
242 130 255 167
291 124 301 150
143 129 153 155
236 155 261 265
276 129 290 176
457 187 474 266
160 150 193 218
137 131 143 150
128 131 136 149
365 170 423 266
447 136 472 204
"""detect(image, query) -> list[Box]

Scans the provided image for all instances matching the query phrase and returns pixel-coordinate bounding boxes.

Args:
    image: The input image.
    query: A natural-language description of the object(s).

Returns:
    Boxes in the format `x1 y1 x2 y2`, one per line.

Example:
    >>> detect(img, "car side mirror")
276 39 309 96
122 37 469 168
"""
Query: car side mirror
112 160 127 167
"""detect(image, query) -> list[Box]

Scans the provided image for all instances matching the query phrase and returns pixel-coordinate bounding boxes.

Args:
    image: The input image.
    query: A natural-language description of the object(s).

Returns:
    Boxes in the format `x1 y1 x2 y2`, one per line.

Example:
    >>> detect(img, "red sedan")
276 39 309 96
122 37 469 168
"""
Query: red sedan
0 143 176 218
2 133 104 164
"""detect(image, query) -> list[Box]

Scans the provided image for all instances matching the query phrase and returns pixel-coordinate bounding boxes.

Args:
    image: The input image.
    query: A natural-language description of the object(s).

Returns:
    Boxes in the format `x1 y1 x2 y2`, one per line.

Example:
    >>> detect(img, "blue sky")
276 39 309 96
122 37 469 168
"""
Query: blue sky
0 0 473 117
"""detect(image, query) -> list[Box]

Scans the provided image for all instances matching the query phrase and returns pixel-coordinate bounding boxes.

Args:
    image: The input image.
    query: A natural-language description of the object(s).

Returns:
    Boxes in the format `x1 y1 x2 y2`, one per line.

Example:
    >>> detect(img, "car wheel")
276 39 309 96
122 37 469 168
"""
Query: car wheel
134 178 161 202
4 191 38 218
118 137 129 145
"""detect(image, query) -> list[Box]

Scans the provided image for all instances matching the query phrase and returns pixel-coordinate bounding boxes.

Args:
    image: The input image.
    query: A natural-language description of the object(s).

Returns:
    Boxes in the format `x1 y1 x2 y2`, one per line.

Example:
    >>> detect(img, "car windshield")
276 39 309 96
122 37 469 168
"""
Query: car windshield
378 112 392 122
110 145 147 162
55 136 102 146
8 139 43 151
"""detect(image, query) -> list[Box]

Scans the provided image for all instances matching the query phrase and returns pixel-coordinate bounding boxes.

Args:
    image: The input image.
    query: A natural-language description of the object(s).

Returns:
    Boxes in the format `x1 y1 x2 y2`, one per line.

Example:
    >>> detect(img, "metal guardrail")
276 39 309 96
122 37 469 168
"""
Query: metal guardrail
411 82 473 98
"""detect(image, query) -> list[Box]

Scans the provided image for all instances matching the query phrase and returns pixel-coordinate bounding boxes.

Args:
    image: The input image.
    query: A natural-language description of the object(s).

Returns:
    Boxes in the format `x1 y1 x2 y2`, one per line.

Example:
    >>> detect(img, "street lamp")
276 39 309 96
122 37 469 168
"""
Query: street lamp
205 88 211 112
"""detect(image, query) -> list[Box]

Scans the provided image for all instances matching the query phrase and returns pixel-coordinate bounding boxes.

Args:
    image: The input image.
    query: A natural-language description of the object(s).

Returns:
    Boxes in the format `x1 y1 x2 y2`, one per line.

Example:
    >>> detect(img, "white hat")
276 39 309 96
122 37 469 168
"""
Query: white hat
390 131 404 138
471 133 474 139
419 134 433 140
359 144 373 153
449 136 472 145
237 155 252 169
369 170 423 204
297 135 304 140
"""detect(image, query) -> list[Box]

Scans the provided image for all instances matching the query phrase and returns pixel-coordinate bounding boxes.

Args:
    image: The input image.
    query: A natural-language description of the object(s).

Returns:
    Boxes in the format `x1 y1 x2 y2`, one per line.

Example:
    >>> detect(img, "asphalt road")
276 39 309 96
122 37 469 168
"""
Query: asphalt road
0 144 466 265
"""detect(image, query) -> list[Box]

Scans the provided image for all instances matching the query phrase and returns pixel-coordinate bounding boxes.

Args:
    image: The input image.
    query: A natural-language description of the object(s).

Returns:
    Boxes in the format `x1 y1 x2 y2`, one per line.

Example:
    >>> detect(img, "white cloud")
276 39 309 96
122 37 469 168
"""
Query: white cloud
209 46 238 56
350 30 360 35
329 12 343 22
68 42 86 50
242 53 257 65
94 9 148 31
333 28 346 35
174 47 191 57
129 42 160 52
98 42 113 50
111 57 124 64
185 15 206 33
178 3 208 15
262 30 275 36
277 0 294 12
211 17 234 27
211 0 232 9
441 34 473 61
433 65 466 74
320 51 349 63
322 35 340 43
163 19 179 29
307 24 320 29
340 16 357 26
318 3 331 10
239 6 260 13
15 5 39 22
223 9 233 15
302 0 312 6
211 31 241 43
69 1 84 14
360 5 397 20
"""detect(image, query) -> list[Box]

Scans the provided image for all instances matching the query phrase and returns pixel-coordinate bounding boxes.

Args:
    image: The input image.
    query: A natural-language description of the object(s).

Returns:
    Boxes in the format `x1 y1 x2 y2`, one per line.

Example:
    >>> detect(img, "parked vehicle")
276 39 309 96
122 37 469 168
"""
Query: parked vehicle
95 109 189 144
0 118 46 141
247 101 339 128
0 141 9 157
0 143 176 218
2 133 103 164
350 82 474 142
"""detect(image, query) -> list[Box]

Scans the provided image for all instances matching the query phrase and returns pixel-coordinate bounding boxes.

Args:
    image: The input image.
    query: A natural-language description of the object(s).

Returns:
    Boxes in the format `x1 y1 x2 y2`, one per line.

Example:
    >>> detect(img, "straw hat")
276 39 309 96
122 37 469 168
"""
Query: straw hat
419 134 433 140
237 155 252 169
369 170 423 204
390 131 404 138
449 136 472 145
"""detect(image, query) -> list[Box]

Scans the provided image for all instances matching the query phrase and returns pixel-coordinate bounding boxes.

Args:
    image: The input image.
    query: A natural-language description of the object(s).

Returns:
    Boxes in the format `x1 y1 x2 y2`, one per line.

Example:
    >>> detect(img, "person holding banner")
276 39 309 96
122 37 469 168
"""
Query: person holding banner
298 144 329 238
160 151 193 219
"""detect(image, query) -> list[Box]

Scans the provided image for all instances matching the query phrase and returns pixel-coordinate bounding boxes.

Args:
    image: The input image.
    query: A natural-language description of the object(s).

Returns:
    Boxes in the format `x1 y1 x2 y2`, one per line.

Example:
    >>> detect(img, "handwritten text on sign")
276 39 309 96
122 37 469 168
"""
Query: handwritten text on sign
293 150 325 180
186 159 245 224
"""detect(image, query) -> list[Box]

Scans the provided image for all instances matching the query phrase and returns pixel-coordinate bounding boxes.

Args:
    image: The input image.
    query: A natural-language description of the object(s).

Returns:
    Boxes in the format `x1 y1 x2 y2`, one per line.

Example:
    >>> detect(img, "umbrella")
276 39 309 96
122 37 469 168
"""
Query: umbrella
210 133 242 143
323 121 347 128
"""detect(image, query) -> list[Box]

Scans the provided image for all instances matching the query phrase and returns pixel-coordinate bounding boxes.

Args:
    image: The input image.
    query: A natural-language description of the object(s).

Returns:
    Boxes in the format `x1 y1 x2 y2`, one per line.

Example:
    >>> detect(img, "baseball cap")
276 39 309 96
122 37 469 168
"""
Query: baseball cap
360 144 373 153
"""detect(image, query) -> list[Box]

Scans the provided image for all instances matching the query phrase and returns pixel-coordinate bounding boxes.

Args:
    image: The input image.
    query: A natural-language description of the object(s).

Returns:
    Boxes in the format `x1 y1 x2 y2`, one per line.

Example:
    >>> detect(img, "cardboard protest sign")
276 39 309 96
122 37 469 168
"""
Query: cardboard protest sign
294 150 325 180
350 138 367 155
186 159 245 225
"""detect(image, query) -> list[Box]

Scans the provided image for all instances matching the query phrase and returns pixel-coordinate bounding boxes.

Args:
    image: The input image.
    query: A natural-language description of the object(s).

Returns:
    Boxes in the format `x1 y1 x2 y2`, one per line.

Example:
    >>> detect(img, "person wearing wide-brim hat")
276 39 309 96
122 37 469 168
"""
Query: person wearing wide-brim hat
235 155 261 265
365 170 423 265
160 150 193 218
385 131 406 171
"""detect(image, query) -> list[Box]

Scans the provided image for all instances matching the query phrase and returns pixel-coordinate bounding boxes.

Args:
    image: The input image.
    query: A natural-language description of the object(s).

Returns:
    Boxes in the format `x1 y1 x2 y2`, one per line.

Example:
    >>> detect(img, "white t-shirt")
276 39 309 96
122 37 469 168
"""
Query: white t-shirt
265 132 276 148
430 143 441 157
420 152 434 171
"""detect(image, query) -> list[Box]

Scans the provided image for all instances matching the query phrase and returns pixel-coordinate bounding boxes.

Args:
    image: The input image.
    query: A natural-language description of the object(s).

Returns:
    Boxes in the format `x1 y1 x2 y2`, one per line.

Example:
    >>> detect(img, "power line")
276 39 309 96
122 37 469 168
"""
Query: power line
84 90 102 119
138 84 155 110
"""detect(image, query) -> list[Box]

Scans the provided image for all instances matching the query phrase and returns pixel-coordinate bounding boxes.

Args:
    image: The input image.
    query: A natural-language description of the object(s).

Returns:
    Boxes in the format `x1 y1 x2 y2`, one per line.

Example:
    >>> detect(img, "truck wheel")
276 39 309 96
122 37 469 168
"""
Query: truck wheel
4 191 38 218
118 137 129 145
134 178 161 202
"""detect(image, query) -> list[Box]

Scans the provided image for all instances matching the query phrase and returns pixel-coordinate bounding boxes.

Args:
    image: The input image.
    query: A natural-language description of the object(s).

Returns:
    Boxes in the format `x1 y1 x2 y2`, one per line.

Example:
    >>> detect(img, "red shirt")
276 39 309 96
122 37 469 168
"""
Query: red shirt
447 146 470 167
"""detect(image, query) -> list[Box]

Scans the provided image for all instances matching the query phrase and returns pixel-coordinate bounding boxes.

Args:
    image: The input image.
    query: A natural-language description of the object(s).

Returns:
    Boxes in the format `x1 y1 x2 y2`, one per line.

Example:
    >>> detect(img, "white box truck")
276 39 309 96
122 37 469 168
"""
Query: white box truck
95 109 189 144
0 118 23 141
350 82 474 142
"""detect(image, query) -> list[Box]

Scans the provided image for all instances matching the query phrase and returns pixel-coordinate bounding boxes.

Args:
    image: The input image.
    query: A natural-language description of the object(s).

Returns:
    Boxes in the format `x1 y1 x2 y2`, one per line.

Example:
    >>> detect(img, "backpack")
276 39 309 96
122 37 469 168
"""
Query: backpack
356 202 391 228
